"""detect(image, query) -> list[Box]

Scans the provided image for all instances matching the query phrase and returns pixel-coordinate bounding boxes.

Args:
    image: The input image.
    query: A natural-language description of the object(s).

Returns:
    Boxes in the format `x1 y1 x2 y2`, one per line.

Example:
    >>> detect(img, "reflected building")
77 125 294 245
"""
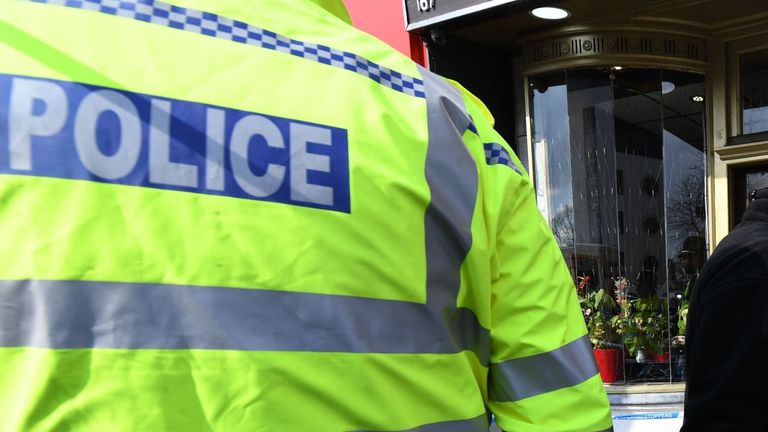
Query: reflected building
530 68 704 306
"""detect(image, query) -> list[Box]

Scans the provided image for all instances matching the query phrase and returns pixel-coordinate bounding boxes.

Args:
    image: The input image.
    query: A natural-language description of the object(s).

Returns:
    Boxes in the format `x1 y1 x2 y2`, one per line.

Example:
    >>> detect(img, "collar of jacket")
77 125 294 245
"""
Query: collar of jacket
306 0 352 24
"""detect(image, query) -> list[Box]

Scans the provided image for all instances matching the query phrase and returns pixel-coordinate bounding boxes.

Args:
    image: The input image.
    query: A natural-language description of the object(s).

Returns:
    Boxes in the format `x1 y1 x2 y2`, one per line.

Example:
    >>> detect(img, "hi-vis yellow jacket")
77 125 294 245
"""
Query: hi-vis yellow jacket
0 0 612 430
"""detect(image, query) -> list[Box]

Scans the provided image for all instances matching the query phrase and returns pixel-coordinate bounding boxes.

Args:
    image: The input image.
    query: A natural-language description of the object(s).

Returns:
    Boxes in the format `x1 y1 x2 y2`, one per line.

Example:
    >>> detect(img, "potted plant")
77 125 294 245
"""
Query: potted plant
578 280 624 383
622 295 670 363
675 277 692 342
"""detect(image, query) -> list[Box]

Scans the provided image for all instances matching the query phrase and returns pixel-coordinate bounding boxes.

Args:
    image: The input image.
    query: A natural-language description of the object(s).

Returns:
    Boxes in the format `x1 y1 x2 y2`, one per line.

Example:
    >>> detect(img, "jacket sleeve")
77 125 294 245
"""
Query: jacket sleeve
456 88 613 432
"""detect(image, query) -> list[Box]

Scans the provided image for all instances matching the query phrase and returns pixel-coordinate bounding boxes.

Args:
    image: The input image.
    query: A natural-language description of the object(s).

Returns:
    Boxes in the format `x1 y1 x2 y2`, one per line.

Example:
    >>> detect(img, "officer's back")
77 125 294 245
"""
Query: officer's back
0 1 612 430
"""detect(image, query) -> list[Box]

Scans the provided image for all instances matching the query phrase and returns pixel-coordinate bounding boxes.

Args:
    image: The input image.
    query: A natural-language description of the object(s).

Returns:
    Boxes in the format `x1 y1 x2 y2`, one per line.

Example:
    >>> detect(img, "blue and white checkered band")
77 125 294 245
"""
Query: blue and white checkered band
27 0 426 99
484 142 521 174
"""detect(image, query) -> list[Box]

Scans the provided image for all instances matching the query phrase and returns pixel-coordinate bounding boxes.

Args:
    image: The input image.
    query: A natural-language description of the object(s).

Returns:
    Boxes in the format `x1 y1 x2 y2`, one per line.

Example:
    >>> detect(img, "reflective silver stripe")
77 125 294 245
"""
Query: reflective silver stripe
0 279 469 354
354 413 488 431
489 334 599 402
419 67 489 366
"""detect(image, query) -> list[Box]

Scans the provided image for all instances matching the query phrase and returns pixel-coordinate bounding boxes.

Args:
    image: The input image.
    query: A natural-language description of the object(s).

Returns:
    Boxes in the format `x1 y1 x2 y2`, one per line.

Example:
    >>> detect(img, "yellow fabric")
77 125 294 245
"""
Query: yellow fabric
0 348 485 432
307 0 352 24
491 375 614 432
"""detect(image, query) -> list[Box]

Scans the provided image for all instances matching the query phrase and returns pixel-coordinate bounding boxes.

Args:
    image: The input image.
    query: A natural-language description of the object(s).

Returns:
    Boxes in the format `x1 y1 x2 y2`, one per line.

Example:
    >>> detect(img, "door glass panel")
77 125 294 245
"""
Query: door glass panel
530 67 707 384
741 50 768 134
661 70 707 383
613 69 669 382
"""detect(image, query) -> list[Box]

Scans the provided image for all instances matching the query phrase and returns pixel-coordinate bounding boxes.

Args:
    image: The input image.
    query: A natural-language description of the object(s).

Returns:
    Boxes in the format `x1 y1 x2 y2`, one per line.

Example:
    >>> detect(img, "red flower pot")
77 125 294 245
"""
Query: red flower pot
593 348 624 383
650 352 670 363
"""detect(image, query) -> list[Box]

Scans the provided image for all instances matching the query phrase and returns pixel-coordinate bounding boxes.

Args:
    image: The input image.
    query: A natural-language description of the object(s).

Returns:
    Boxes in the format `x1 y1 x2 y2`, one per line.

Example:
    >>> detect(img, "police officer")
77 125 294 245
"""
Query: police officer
0 0 612 430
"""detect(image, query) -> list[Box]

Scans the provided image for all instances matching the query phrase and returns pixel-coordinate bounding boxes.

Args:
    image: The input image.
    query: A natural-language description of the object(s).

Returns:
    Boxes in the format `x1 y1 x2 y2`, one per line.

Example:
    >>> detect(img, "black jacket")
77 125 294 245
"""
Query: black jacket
682 189 768 431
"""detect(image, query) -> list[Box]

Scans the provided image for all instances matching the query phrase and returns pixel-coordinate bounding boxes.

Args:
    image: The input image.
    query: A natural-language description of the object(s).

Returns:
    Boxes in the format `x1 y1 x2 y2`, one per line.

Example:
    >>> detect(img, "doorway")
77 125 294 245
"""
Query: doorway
730 164 768 227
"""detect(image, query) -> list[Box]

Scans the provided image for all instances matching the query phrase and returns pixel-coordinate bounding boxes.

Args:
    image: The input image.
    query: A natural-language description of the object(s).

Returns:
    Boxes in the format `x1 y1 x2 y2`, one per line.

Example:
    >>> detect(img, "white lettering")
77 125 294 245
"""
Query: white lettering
8 78 68 170
290 123 333 206
417 0 435 12
230 114 285 197
205 108 226 191
74 90 141 180
149 98 198 188
3 76 345 209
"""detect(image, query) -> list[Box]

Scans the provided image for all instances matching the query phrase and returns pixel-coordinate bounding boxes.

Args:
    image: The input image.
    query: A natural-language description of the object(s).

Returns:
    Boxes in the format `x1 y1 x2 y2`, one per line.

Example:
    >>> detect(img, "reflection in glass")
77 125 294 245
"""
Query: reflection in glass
661 69 707 383
530 72 571 229
642 177 659 196
530 68 707 384
747 170 768 192
741 50 768 134
643 217 661 235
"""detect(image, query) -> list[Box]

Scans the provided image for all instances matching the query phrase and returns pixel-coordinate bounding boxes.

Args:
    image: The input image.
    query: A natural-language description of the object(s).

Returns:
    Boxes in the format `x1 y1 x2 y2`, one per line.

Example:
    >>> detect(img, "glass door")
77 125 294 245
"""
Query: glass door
529 67 707 384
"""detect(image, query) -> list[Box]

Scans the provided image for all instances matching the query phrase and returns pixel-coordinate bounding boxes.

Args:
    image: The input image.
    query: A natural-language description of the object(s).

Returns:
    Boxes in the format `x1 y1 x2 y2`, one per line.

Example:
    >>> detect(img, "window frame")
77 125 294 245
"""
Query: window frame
727 34 768 143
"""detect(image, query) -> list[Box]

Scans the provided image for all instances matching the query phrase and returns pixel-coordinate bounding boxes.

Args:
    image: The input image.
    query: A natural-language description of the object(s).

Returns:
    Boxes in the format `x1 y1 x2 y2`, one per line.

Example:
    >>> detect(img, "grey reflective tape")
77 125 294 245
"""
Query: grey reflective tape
0 279 466 353
419 67 489 366
489 334 599 402
354 413 488 432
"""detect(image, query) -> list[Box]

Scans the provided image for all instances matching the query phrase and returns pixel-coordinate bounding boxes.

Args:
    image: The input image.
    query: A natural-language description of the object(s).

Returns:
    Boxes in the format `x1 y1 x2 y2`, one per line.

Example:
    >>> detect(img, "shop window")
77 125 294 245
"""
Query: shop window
530 68 707 384
741 49 768 135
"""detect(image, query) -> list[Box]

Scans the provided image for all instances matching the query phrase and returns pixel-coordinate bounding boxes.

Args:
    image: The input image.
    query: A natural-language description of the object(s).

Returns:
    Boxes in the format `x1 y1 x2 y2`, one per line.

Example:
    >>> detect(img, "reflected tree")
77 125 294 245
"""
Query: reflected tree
552 205 575 248
667 164 706 239
666 163 706 376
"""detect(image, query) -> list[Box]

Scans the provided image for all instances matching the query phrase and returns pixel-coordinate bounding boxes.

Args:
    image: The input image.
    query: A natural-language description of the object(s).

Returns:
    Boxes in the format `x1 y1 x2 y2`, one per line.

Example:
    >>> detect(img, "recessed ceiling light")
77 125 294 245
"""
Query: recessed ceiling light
691 95 704 102
612 66 623 71
530 7 571 20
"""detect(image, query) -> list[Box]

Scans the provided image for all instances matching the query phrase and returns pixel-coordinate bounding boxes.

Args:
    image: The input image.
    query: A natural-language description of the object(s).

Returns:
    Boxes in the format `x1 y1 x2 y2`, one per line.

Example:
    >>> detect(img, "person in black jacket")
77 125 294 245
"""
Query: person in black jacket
682 187 768 431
